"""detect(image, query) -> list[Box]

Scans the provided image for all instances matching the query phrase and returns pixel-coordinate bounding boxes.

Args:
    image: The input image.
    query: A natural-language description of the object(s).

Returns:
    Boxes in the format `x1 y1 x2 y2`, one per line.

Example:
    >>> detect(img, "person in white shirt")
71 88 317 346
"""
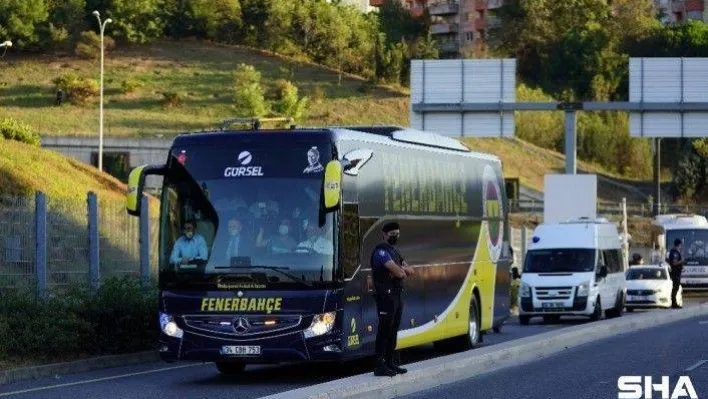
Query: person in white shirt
295 221 333 255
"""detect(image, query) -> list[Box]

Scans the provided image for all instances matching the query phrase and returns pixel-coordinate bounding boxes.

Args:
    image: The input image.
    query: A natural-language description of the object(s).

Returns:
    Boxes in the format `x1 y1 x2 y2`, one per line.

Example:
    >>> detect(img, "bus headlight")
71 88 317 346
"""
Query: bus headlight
304 311 336 339
520 282 531 298
160 312 183 339
576 281 590 297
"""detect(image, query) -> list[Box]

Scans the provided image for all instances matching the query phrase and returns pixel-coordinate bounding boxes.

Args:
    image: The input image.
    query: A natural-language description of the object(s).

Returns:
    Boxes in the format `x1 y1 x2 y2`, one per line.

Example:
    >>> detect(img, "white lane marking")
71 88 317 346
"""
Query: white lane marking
698 320 708 324
0 363 206 397
685 360 707 372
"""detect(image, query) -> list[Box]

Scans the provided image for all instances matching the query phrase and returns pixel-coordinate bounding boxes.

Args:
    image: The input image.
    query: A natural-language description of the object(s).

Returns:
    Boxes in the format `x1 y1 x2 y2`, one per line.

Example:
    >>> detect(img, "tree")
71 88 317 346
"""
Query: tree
46 0 87 44
86 0 165 44
0 0 49 48
189 0 242 42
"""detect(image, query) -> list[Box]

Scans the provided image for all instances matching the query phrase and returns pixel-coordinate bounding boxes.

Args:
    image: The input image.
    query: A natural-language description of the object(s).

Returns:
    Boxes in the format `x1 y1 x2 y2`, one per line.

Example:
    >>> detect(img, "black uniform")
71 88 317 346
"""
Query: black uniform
371 242 405 372
668 248 683 307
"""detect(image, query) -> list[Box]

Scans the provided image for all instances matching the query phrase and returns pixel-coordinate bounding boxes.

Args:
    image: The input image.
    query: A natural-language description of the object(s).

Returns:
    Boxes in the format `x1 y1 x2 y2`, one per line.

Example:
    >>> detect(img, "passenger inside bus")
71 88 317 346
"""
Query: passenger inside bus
295 220 333 255
256 219 298 254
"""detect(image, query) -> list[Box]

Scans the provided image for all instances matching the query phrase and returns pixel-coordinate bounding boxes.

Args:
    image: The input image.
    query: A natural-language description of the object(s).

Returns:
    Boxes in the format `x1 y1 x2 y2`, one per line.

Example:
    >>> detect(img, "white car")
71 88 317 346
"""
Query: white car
625 264 682 311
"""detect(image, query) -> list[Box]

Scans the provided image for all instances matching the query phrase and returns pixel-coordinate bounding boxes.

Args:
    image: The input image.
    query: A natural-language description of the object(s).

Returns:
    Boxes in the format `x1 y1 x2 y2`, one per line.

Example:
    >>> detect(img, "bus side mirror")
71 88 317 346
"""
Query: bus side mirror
323 160 342 211
126 164 165 217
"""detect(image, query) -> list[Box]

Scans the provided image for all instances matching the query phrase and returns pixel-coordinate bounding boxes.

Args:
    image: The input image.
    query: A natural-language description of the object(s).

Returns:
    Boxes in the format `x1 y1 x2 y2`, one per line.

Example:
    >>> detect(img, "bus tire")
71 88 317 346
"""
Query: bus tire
454 295 481 351
215 361 246 375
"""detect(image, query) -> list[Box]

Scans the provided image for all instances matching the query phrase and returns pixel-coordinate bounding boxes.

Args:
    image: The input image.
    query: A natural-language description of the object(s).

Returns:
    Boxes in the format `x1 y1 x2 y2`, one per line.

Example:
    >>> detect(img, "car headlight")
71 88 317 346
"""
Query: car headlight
160 312 184 339
520 282 531 298
576 281 590 297
304 311 336 339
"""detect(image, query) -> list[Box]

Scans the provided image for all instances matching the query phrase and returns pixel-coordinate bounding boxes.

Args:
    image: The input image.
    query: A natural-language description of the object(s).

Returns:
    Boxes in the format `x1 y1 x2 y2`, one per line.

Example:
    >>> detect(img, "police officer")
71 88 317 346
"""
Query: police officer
371 222 414 377
668 238 685 309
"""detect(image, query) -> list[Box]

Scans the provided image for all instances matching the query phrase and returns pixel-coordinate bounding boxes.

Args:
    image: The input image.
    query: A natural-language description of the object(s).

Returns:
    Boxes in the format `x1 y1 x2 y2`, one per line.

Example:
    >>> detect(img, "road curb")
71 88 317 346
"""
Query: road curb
0 351 159 385
261 304 708 399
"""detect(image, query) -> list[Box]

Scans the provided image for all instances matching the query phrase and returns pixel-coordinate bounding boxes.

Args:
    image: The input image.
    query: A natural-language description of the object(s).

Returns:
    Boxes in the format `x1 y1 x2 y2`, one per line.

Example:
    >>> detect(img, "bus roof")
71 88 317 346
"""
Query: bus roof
171 125 501 163
653 214 708 229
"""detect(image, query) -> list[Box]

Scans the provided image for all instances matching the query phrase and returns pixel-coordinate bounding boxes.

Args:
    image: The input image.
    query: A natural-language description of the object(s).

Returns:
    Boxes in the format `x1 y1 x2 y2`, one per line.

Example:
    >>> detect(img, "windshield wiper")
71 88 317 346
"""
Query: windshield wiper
215 265 313 287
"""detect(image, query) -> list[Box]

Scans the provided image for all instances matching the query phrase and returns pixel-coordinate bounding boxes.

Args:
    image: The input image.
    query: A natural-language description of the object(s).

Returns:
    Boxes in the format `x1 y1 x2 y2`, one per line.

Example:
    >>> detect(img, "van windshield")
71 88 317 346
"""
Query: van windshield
523 248 596 273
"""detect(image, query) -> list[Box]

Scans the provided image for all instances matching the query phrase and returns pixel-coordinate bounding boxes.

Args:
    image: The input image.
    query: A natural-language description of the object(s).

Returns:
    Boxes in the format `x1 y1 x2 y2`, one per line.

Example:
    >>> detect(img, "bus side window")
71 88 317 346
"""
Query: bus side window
340 203 361 280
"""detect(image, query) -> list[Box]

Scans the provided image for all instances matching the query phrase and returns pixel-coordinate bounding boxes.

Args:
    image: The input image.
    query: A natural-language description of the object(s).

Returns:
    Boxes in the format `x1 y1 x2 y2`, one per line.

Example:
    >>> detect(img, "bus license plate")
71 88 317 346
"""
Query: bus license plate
542 302 564 309
221 346 260 356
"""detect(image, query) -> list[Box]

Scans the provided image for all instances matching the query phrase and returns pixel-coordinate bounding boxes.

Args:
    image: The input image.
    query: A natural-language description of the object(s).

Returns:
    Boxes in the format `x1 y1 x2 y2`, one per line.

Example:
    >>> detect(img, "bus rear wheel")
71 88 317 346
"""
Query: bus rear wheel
215 361 246 375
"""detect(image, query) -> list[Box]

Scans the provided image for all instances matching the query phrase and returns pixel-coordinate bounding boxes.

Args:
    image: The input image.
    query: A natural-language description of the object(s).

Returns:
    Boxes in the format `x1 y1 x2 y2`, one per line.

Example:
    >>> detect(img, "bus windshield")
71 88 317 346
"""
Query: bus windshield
158 142 336 290
667 229 708 264
523 248 596 273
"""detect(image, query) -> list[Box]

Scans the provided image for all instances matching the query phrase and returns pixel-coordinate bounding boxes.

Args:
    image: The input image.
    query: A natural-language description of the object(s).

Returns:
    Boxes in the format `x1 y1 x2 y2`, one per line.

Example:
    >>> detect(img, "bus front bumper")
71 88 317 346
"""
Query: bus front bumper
158 330 344 363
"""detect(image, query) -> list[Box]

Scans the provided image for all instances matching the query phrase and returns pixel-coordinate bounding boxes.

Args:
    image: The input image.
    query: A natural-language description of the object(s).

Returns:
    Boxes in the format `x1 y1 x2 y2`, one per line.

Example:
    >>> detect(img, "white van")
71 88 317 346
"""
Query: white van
518 218 627 325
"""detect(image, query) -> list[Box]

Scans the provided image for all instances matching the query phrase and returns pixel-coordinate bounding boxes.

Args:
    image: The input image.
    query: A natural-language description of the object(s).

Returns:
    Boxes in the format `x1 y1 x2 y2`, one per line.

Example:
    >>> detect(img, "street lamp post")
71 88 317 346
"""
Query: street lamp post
0 41 12 48
93 11 112 173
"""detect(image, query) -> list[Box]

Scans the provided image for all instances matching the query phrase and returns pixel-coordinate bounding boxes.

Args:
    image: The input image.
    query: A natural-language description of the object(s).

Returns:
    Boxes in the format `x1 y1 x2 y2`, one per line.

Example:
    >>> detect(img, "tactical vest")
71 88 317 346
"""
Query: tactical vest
371 243 404 294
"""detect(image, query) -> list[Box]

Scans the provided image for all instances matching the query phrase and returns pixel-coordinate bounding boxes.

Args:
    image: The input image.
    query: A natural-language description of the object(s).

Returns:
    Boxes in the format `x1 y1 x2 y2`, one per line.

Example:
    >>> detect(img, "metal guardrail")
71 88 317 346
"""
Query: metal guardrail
510 199 708 218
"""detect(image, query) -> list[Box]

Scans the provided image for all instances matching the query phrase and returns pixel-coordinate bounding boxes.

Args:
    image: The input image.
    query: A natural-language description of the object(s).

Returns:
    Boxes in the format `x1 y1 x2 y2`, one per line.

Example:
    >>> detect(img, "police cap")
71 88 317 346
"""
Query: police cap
382 222 400 233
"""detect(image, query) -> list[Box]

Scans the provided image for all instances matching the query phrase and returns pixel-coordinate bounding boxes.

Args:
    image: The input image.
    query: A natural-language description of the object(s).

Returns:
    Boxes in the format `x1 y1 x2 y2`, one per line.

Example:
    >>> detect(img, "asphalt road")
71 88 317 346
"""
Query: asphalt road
404 312 708 399
0 297 705 399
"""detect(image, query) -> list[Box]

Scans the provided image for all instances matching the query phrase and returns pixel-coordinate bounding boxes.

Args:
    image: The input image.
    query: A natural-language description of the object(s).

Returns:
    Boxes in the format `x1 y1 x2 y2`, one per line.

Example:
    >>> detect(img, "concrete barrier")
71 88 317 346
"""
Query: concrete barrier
261 304 708 399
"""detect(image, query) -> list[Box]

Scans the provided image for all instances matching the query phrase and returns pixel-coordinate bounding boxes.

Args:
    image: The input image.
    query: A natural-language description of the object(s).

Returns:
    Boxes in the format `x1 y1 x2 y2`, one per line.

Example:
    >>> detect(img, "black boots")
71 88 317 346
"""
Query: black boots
374 359 397 377
388 364 407 374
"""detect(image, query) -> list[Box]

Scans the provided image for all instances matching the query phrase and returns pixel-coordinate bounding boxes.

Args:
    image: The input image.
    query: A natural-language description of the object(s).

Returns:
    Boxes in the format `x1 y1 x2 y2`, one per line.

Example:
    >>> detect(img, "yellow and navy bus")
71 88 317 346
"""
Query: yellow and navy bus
126 126 512 375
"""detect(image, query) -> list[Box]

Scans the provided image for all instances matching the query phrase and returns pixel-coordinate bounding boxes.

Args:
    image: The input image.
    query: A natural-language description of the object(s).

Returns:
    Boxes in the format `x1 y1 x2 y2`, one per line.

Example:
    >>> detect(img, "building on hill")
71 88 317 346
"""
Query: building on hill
654 0 708 23
370 0 504 58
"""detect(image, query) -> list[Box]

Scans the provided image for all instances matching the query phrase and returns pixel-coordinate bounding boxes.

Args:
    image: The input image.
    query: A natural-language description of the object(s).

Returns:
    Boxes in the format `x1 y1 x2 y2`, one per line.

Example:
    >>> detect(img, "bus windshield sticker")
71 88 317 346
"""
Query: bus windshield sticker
224 150 265 178
303 146 324 174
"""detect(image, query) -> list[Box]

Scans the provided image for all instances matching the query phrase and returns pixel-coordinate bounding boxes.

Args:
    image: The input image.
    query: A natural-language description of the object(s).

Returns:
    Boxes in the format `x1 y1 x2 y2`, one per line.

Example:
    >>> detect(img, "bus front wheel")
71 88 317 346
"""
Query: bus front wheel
216 361 246 375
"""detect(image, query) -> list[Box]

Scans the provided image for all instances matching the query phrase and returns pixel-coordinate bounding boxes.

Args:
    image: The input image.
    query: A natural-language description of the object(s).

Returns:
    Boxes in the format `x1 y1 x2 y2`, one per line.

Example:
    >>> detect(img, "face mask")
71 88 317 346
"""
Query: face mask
279 225 289 236
185 231 194 239
387 236 398 245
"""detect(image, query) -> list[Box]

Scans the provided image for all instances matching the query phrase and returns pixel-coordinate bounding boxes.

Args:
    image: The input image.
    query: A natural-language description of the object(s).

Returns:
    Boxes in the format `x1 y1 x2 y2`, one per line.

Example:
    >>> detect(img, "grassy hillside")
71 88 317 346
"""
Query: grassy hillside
0 139 126 198
465 138 655 201
0 39 408 136
0 39 661 203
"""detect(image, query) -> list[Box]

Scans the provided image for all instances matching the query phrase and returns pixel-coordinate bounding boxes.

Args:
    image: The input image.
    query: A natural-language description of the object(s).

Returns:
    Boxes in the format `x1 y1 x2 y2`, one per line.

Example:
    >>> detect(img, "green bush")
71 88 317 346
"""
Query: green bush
0 118 41 146
0 277 158 362
120 79 143 94
270 79 309 123
232 63 268 117
53 72 99 106
161 91 183 108
75 31 116 60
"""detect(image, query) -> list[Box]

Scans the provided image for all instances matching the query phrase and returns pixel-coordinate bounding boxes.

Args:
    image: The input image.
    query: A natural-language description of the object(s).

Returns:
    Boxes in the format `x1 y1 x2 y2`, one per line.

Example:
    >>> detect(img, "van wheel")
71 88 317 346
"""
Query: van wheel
606 292 624 319
589 298 602 322
519 315 531 325
215 361 246 375
626 307 634 312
